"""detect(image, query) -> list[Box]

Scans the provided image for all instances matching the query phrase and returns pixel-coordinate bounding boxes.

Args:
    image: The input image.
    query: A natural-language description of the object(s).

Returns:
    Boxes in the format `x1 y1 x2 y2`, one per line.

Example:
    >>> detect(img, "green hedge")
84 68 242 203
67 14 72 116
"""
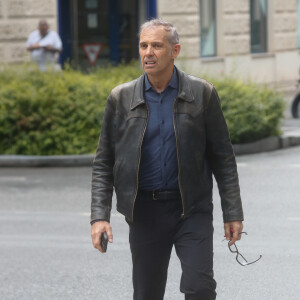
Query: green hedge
0 64 285 155
212 77 285 144
0 63 142 155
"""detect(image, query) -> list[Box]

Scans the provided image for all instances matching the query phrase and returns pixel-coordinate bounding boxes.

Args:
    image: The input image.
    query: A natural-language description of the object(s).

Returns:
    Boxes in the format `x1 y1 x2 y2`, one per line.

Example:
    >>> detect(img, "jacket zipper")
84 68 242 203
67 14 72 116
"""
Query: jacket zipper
130 103 149 222
173 98 185 218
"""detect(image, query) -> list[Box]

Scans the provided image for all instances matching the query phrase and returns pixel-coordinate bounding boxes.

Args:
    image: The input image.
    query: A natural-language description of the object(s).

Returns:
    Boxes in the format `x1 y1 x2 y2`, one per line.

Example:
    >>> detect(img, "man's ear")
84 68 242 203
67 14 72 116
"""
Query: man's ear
172 44 181 59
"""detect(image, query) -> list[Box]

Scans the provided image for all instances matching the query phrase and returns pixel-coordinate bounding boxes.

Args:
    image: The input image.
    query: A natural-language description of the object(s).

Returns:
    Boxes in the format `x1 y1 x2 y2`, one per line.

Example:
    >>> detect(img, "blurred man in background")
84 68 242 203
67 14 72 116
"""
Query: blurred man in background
26 19 62 71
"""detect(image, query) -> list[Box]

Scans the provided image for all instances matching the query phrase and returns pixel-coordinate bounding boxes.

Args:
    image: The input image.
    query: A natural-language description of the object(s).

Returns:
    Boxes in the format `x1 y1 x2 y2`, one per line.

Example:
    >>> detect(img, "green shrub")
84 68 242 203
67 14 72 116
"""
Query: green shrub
0 64 285 155
211 77 285 144
0 63 142 155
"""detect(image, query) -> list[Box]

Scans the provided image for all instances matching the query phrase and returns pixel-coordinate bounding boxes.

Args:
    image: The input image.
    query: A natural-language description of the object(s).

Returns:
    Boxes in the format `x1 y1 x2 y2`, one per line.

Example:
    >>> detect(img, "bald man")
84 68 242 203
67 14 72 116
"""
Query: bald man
26 20 62 71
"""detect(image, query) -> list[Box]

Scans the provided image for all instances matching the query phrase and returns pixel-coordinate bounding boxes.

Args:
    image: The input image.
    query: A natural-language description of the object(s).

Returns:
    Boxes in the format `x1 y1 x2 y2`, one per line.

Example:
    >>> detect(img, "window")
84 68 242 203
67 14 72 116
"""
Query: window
298 0 300 48
200 0 216 57
250 0 268 53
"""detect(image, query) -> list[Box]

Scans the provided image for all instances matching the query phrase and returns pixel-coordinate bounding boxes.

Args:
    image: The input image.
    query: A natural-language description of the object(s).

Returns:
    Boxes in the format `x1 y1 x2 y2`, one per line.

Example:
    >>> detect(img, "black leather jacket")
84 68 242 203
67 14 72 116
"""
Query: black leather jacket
91 67 244 224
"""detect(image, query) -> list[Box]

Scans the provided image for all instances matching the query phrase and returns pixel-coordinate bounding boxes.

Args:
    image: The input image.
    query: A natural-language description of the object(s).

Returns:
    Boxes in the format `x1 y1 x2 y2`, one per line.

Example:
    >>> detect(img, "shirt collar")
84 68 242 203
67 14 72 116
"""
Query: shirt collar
144 67 178 92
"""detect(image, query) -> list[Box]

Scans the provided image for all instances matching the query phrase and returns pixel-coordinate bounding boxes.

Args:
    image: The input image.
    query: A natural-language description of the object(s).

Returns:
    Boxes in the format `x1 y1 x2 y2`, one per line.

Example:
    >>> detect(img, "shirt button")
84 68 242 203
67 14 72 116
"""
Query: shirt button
161 120 165 124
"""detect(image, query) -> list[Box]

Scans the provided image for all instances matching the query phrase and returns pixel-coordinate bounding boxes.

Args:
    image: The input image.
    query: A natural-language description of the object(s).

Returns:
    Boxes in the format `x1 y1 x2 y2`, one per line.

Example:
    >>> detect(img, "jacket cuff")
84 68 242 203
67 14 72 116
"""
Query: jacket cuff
90 219 109 225
90 207 111 223
223 214 244 223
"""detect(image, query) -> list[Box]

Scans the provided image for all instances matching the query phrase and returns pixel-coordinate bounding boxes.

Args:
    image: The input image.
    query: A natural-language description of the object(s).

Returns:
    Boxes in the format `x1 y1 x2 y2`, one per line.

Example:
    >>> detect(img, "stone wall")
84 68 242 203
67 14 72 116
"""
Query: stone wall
159 0 299 57
159 0 300 84
274 0 297 51
222 0 250 55
0 0 57 64
158 0 200 59
158 0 251 58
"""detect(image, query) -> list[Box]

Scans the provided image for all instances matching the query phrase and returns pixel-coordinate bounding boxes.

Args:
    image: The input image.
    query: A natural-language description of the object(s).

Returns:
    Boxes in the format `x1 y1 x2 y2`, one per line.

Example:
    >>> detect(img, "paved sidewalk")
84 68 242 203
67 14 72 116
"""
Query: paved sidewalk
1 119 300 167
282 118 300 137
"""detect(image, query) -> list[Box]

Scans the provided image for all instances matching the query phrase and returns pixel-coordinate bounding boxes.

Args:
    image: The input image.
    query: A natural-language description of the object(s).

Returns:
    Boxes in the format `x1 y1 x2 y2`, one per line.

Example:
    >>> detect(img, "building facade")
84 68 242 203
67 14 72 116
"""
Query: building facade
165 0 300 85
0 0 300 85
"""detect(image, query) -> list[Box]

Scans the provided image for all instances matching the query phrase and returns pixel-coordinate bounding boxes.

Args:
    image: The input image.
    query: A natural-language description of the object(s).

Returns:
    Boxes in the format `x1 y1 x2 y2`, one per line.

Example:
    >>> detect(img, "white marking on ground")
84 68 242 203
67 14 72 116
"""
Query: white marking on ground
288 217 300 221
237 163 248 167
0 176 27 182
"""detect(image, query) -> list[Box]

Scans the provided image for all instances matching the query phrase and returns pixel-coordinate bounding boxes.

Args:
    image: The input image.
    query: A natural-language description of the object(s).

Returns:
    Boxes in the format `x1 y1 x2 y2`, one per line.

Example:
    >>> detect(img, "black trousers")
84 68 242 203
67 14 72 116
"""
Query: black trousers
127 193 217 300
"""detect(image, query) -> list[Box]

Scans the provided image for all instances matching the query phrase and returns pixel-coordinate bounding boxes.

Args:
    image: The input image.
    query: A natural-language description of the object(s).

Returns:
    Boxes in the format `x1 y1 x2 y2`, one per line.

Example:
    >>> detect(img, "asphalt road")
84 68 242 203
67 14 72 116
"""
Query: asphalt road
1 146 300 300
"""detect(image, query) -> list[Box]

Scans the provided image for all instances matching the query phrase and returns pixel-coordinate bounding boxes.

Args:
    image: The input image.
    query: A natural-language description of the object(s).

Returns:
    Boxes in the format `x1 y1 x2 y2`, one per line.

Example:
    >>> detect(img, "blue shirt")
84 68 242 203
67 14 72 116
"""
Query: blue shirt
138 68 179 191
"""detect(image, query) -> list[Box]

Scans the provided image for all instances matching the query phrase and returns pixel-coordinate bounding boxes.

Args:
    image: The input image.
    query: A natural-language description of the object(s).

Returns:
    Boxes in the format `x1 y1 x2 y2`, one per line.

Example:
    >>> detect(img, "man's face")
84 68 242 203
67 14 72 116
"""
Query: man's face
139 26 180 78
39 22 49 36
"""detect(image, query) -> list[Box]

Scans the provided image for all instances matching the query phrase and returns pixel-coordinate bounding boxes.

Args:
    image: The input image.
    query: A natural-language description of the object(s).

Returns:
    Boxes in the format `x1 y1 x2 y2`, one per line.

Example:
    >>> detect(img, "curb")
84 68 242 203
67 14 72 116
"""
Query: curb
0 135 300 167
233 135 300 155
0 154 95 167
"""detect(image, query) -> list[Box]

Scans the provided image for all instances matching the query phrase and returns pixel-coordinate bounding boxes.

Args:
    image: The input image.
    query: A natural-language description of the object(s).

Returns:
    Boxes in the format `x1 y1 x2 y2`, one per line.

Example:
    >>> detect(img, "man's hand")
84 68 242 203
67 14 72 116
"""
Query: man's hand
44 45 54 51
44 45 61 53
224 221 243 246
91 221 113 253
27 43 41 51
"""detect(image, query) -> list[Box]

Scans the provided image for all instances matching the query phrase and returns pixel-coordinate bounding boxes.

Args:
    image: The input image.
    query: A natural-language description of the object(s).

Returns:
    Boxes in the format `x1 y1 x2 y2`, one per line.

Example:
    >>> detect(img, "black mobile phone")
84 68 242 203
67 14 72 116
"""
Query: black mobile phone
100 232 108 253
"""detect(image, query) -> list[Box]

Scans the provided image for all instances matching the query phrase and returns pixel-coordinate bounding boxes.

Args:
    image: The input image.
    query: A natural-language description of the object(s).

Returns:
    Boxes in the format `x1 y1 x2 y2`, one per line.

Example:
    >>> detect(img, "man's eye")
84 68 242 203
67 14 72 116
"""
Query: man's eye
140 44 147 49
153 44 162 48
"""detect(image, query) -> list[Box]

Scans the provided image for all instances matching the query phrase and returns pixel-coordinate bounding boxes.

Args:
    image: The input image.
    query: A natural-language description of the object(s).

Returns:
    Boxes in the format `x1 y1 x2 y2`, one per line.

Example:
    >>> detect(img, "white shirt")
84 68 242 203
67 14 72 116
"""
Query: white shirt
26 30 62 70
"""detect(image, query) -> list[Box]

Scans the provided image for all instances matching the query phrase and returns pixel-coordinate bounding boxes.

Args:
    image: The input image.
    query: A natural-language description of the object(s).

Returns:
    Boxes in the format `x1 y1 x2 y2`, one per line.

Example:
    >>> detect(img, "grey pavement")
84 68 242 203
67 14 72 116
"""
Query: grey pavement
1 146 300 299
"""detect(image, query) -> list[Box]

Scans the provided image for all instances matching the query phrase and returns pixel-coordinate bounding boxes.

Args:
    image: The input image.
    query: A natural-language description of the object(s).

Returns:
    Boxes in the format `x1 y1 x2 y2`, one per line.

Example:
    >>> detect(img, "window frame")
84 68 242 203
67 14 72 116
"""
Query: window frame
250 0 268 53
297 0 300 49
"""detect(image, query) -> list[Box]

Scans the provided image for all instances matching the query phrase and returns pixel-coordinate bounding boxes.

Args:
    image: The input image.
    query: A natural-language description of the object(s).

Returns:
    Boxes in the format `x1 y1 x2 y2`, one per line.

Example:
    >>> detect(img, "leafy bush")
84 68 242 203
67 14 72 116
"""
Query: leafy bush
211 77 285 144
0 63 142 155
0 64 285 155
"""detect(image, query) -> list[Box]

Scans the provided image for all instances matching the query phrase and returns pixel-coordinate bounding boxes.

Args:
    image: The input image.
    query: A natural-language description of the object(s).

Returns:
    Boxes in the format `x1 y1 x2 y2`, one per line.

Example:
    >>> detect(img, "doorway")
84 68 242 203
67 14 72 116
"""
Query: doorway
70 0 139 68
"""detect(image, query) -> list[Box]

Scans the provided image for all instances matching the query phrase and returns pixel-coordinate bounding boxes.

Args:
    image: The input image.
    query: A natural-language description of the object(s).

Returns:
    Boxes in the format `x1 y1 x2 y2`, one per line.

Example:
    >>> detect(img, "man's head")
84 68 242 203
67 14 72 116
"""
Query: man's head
38 20 49 36
138 19 181 79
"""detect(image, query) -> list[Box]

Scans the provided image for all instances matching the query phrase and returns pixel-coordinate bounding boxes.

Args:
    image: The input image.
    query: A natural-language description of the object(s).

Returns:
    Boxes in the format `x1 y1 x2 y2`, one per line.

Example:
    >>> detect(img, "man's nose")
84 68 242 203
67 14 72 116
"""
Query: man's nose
145 46 153 55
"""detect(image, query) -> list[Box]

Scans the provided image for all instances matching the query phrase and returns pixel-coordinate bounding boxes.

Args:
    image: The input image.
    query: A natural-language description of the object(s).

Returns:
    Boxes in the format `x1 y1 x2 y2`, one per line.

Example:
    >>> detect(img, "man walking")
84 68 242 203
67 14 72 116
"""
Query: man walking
91 19 244 300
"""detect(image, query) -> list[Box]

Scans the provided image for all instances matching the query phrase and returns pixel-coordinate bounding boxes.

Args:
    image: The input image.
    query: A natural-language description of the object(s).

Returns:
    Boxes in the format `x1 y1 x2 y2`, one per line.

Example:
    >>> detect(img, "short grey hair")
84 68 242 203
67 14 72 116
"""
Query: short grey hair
139 19 179 45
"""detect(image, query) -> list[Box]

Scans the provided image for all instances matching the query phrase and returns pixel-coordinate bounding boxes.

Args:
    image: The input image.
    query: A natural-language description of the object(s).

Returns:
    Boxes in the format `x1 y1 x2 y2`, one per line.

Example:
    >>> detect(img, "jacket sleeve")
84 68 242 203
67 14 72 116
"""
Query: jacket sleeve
204 87 244 223
91 95 116 223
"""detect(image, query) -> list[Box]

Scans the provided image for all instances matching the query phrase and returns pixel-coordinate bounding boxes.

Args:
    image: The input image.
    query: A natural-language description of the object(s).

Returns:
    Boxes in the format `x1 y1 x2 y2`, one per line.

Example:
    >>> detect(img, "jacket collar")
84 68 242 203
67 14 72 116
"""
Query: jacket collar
130 65 194 110
176 66 195 103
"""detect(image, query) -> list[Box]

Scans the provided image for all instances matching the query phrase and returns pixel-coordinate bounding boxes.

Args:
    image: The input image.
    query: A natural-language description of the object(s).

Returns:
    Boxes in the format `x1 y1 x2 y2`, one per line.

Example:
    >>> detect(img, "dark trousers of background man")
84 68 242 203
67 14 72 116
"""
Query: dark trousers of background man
127 191 217 300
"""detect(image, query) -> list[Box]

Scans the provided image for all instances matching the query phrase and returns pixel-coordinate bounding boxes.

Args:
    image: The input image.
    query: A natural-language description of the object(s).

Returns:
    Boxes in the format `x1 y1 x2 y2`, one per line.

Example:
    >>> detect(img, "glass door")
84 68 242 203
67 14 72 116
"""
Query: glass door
71 0 138 69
